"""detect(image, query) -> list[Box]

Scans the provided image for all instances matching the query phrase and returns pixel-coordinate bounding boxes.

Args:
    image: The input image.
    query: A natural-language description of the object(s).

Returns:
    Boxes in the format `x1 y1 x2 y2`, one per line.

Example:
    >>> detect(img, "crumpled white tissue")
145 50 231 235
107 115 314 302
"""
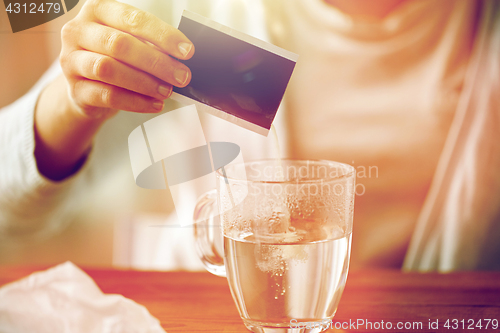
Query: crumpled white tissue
0 262 166 333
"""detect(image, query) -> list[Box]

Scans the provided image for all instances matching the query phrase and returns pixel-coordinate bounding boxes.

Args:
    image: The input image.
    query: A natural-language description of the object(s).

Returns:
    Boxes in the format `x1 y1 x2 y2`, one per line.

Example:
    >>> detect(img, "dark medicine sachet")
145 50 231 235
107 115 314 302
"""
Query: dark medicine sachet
171 10 298 137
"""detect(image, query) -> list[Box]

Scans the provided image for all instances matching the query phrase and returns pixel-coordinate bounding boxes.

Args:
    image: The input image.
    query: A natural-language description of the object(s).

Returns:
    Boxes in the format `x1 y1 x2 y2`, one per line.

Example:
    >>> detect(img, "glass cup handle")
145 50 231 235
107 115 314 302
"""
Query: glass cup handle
193 190 226 277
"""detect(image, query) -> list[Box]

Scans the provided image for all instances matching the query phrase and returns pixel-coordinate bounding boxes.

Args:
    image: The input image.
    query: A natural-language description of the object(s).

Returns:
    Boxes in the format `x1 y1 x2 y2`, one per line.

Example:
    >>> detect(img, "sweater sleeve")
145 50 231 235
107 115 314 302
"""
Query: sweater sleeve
0 61 88 241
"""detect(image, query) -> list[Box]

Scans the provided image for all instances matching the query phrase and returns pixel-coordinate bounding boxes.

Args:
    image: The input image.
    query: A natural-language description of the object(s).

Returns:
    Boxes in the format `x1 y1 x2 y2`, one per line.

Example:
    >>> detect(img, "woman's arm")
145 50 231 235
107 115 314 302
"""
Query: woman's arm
34 74 105 180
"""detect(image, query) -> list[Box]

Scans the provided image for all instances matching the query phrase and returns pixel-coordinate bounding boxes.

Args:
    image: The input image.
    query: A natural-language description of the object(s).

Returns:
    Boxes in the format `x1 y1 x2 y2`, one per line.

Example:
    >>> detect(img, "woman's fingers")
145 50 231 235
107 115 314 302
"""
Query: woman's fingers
59 0 195 117
83 0 194 60
66 50 173 100
72 22 192 87
70 79 164 115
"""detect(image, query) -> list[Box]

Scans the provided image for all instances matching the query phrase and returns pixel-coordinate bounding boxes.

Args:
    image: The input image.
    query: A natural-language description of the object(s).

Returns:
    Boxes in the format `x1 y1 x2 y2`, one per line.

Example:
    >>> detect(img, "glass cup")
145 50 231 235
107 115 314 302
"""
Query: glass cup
194 160 355 333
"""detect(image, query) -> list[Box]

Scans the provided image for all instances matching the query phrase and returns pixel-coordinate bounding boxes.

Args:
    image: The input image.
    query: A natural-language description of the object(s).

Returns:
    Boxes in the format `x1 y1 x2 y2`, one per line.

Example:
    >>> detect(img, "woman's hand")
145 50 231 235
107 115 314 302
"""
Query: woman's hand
59 0 194 119
34 0 194 180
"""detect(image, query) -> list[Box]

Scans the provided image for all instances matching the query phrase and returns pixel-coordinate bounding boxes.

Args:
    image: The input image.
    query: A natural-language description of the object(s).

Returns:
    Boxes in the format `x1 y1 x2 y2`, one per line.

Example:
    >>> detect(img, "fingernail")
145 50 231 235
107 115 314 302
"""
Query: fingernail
153 101 164 111
178 42 192 57
174 68 188 85
158 85 171 97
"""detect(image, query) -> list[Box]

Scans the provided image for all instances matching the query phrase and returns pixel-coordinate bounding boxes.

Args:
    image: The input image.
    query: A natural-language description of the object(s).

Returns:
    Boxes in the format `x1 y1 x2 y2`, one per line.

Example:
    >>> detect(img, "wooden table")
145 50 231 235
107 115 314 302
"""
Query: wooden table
1 266 500 332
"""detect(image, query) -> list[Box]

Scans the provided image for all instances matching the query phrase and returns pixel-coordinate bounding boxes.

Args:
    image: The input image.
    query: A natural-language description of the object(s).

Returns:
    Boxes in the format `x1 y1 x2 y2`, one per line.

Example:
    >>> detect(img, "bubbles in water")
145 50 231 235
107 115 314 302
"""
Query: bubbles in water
254 242 308 274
